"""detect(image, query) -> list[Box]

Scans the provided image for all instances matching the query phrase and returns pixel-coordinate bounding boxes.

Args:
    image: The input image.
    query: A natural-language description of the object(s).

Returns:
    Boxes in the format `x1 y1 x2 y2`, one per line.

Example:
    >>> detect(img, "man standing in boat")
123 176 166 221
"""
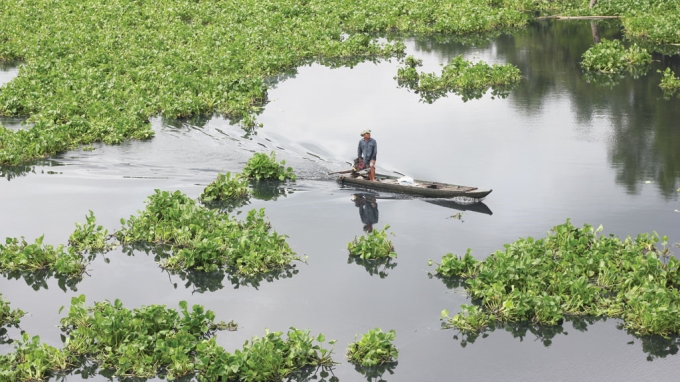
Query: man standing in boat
357 129 377 181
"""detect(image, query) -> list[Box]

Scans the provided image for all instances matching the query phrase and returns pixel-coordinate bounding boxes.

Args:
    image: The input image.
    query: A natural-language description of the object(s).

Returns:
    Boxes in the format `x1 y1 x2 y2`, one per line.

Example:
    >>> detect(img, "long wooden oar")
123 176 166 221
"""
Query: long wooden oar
328 168 357 175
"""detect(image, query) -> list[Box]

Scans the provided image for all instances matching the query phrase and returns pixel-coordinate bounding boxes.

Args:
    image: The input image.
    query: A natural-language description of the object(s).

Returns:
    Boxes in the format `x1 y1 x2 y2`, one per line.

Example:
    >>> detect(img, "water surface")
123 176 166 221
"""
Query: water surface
1 20 679 381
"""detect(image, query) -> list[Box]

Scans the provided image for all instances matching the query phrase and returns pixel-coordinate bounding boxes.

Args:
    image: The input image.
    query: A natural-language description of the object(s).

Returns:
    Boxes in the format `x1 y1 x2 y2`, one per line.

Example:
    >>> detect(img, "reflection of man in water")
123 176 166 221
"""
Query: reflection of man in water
353 194 379 233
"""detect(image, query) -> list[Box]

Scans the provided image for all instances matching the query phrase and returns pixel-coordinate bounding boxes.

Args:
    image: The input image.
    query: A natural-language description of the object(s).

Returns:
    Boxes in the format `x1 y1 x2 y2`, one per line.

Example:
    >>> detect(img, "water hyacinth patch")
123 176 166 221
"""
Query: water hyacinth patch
347 225 396 260
580 39 652 74
68 210 116 253
59 295 231 380
0 333 72 381
658 67 680 99
395 55 522 103
0 0 541 165
117 189 300 276
242 152 296 181
346 328 398 367
195 328 336 382
592 0 680 45
434 220 680 337
0 293 24 327
0 295 336 381
200 172 250 202
0 235 87 277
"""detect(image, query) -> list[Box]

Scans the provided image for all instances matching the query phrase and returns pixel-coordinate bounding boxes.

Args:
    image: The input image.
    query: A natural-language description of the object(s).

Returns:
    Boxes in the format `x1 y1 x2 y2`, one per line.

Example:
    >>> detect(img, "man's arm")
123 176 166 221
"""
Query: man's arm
370 140 377 162
358 140 363 159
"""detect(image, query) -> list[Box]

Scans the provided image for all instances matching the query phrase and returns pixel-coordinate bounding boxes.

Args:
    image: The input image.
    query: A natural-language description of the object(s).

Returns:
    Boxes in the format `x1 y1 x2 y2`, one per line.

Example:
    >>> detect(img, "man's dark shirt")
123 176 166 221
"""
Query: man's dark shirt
358 138 377 164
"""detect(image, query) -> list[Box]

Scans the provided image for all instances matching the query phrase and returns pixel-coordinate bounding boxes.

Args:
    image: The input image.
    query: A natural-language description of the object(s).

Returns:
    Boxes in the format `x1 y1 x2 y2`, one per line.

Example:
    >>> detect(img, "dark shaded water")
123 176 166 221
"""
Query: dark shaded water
1 20 679 381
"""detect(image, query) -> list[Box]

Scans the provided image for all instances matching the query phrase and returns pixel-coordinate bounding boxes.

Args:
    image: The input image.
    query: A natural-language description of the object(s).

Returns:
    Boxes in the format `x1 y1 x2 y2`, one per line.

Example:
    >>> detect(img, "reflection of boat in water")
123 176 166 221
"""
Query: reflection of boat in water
338 173 492 199
423 198 493 215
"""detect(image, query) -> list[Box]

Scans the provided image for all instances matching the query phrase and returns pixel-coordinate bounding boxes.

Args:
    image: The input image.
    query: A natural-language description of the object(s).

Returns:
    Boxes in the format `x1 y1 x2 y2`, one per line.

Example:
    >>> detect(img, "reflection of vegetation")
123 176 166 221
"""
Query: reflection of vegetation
124 243 299 291
395 55 522 103
348 255 397 279
490 20 680 198
250 179 294 201
168 265 300 292
3 268 84 292
351 362 398 382
0 159 63 181
448 312 680 361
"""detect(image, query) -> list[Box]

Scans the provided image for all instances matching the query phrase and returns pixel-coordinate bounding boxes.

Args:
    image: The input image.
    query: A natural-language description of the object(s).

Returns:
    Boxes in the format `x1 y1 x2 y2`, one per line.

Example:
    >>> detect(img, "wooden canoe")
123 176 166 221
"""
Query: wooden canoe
337 173 492 199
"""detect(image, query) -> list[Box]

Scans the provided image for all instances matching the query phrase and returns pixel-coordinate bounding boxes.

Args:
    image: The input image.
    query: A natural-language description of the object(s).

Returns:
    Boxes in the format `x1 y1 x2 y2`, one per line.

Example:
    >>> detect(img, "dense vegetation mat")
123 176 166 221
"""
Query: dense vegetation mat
435 220 680 337
0 0 541 165
117 189 300 276
0 295 335 381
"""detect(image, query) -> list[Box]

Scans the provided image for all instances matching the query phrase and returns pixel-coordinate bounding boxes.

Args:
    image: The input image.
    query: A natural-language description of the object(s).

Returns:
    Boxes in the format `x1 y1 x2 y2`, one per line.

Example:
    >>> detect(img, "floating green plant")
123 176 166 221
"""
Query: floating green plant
346 328 398 367
196 328 336 382
0 0 541 165
347 225 396 260
68 210 116 253
117 189 300 276
396 55 522 103
658 67 680 99
242 152 296 181
0 236 87 277
580 39 652 74
592 0 680 45
0 333 72 381
434 220 680 337
0 293 24 327
59 295 231 380
200 172 250 202
0 295 336 381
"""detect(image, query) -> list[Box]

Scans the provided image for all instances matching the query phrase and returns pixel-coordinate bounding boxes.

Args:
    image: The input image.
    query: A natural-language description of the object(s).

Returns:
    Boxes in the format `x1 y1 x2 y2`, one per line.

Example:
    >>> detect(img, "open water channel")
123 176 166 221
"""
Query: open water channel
1 20 679 381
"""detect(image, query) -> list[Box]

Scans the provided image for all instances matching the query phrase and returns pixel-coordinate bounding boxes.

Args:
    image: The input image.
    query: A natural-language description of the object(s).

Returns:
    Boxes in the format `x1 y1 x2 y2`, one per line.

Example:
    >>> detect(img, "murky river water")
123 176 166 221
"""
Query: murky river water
1 20 679 381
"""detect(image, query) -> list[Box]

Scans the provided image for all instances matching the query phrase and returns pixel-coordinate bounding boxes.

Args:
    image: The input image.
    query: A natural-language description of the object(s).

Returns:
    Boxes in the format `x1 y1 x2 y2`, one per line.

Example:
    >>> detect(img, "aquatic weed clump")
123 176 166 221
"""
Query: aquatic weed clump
658 67 680 99
0 236 87 277
0 293 24 327
347 225 396 260
196 328 336 381
0 0 538 165
59 295 232 380
580 39 652 74
0 332 72 381
396 55 522 102
117 189 299 276
592 0 680 45
242 152 296 181
346 328 398 367
200 172 250 202
436 220 680 337
68 210 116 253
0 295 336 381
